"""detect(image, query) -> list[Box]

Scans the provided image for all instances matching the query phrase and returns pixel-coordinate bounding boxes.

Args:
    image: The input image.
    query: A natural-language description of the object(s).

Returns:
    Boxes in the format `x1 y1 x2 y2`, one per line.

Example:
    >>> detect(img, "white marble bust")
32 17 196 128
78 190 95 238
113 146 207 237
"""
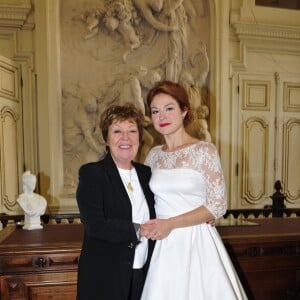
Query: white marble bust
17 171 47 230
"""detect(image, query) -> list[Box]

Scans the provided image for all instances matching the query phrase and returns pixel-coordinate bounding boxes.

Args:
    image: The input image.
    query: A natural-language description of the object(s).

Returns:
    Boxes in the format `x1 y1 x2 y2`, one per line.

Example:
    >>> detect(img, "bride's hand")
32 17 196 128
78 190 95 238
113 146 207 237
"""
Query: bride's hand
140 223 154 237
142 219 172 240
206 219 216 226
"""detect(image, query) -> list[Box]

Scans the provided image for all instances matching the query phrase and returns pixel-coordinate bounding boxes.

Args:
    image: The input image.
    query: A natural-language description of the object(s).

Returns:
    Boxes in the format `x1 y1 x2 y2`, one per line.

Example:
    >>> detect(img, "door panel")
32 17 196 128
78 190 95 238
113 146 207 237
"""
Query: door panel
280 76 300 205
236 72 300 208
0 55 23 214
238 74 276 207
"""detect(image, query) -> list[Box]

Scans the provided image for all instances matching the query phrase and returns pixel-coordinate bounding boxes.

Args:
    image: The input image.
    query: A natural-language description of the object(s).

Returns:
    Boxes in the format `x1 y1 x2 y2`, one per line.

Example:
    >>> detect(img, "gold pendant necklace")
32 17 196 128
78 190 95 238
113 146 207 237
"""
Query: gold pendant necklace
127 182 134 192
119 167 134 192
125 168 134 192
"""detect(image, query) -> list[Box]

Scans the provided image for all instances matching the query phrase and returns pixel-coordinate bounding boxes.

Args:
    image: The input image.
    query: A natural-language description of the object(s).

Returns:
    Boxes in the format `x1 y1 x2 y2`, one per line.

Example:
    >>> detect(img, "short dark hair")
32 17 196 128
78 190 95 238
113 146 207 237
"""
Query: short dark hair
146 80 193 127
100 103 145 143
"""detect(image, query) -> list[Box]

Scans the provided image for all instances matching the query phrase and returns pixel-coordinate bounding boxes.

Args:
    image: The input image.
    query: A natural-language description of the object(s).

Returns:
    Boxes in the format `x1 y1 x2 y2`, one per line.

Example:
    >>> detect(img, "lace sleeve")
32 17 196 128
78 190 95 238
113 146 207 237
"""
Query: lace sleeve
200 143 227 219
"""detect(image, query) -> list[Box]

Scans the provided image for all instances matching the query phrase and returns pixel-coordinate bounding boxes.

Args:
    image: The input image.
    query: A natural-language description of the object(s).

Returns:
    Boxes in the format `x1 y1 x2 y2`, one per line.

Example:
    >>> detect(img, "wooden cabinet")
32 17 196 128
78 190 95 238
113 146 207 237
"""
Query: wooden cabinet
0 225 83 300
217 218 300 300
1 219 299 299
1 273 77 300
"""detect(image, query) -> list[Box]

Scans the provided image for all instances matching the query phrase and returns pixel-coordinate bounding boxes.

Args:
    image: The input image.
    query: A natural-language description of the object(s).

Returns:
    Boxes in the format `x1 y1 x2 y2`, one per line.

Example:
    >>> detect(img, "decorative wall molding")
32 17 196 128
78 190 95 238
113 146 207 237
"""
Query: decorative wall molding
282 118 300 203
232 23 300 42
242 117 269 205
0 27 34 68
242 80 271 111
0 58 19 101
0 1 34 66
0 106 20 213
0 55 25 215
229 6 300 75
283 82 300 112
0 1 32 28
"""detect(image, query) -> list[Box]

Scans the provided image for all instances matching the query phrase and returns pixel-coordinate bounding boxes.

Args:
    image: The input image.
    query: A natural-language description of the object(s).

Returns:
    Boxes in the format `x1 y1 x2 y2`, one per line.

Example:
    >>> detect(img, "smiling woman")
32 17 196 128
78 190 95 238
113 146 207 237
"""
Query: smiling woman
140 81 247 300
76 103 156 300
105 118 140 168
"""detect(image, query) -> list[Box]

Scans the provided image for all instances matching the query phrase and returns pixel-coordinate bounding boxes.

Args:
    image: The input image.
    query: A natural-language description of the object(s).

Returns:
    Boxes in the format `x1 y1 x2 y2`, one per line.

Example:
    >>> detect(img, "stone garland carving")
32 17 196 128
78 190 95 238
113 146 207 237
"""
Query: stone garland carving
61 0 210 194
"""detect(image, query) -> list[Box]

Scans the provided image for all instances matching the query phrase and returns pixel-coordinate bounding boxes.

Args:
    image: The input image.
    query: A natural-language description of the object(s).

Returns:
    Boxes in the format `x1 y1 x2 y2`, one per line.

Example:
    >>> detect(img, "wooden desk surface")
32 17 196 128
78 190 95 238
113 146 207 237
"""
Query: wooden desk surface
0 224 84 252
217 218 300 241
0 218 299 247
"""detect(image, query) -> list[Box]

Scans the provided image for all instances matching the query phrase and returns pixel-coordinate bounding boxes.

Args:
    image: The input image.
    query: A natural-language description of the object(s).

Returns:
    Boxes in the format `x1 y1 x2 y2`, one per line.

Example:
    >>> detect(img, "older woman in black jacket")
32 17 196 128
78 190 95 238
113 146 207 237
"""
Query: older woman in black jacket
76 104 155 300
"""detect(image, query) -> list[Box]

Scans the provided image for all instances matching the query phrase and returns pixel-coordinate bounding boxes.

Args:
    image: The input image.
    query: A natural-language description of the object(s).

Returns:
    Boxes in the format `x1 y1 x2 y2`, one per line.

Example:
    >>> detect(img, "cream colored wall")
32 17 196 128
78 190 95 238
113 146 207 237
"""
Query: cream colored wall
0 0 299 213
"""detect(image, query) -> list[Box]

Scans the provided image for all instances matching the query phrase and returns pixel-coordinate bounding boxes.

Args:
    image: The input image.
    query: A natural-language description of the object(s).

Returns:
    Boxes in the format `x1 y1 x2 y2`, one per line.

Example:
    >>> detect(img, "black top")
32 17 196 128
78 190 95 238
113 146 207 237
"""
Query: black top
76 152 155 300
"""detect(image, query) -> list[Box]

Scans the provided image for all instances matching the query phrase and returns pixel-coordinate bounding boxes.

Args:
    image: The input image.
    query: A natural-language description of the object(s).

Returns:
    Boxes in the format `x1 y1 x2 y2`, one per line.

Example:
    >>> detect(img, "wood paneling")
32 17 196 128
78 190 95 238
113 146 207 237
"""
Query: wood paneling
218 218 300 300
1 220 299 299
0 225 82 300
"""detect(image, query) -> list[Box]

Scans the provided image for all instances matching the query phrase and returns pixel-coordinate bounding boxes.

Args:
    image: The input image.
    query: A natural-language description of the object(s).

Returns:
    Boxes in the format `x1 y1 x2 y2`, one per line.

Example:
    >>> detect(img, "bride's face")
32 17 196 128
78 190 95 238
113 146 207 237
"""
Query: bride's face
150 93 186 136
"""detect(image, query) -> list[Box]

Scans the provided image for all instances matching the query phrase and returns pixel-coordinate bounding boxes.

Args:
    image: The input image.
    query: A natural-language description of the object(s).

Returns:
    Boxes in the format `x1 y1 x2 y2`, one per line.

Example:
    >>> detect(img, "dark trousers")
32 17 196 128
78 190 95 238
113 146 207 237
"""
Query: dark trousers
128 268 145 300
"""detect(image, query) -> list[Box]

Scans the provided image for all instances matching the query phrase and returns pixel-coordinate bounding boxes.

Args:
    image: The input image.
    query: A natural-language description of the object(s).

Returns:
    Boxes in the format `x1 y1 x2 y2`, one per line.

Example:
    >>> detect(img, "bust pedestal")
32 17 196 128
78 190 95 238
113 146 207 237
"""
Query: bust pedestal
22 214 43 230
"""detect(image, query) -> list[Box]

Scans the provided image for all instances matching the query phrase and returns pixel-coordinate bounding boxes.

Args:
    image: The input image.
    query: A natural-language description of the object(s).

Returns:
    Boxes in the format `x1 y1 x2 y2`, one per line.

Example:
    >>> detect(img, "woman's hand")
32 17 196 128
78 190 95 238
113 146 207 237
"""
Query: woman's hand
140 219 172 240
206 219 216 226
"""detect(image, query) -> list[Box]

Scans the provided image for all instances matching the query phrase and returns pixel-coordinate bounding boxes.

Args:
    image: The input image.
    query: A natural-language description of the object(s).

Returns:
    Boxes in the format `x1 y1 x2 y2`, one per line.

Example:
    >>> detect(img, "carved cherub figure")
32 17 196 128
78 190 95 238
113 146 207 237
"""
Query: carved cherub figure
103 1 141 60
132 0 177 31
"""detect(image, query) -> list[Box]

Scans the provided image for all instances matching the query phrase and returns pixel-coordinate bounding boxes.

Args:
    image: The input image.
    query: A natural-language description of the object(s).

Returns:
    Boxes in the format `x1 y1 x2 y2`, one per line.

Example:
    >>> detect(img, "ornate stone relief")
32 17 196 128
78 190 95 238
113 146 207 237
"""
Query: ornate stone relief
60 0 211 194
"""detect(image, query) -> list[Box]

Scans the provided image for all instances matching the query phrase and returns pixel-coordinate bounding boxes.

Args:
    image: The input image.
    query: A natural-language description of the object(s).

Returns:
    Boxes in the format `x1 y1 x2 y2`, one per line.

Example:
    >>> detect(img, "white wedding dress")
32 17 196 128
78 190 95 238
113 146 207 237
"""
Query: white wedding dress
141 142 247 300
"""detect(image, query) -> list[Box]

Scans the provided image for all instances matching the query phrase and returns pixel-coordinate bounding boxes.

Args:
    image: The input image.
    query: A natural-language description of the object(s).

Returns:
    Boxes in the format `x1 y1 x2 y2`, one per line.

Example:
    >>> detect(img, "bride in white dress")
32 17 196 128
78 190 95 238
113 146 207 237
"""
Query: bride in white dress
140 81 247 300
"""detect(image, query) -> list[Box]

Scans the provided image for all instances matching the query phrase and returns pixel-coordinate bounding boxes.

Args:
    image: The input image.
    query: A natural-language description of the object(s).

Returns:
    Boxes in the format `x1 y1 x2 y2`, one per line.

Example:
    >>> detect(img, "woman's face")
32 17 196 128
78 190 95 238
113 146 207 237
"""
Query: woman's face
106 119 140 168
150 93 186 136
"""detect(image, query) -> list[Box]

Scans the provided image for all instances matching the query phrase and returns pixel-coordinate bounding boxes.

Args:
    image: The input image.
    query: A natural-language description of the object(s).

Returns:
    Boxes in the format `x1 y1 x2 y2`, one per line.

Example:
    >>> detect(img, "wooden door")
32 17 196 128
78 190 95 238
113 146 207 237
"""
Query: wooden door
276 74 300 206
237 73 276 208
0 55 23 215
235 72 300 208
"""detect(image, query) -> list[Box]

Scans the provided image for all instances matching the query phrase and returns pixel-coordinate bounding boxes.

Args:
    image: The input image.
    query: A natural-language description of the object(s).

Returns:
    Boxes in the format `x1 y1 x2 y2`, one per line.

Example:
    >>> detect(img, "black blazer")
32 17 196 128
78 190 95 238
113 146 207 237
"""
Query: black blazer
76 152 155 300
